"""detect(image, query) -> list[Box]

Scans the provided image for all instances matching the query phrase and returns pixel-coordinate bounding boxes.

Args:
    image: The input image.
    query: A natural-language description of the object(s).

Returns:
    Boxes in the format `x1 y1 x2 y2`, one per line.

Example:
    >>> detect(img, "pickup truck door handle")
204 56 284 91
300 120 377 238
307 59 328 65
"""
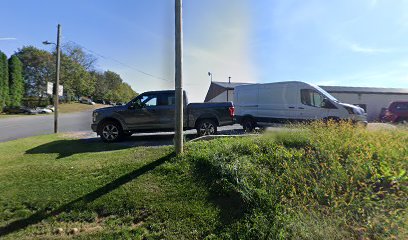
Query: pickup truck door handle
298 107 305 109
288 106 295 109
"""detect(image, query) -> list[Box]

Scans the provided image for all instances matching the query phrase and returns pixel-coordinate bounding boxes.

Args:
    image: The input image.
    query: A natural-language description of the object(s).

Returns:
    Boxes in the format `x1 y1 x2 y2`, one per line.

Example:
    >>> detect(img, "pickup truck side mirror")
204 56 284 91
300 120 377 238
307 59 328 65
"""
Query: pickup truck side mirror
129 100 145 110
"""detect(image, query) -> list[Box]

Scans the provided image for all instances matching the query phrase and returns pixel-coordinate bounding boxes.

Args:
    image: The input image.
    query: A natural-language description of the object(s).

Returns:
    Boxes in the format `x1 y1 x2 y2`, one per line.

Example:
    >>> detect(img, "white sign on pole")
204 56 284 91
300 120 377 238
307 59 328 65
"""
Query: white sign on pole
58 85 63 97
47 82 53 95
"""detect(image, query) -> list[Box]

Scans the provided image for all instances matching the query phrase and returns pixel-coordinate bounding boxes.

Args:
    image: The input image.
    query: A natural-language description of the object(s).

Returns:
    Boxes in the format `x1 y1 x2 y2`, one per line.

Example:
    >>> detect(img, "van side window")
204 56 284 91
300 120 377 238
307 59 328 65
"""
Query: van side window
300 89 324 108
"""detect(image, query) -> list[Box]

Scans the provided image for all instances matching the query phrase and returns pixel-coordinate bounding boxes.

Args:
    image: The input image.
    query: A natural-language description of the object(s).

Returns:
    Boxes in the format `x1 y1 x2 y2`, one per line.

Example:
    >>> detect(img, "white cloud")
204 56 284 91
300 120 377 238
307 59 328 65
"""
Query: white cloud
349 43 391 54
0 37 16 41
369 0 379 7
332 36 393 54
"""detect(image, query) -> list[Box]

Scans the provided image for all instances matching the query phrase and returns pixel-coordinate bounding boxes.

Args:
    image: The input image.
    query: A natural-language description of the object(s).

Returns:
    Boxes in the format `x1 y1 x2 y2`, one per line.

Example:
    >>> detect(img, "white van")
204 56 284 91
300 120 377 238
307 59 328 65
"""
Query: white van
234 81 367 130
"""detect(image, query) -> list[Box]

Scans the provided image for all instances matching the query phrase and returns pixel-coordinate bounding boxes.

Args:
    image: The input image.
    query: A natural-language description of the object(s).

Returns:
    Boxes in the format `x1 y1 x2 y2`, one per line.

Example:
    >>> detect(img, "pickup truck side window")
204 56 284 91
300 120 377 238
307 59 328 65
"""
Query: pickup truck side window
159 94 176 106
141 95 157 107
395 102 408 111
157 93 176 106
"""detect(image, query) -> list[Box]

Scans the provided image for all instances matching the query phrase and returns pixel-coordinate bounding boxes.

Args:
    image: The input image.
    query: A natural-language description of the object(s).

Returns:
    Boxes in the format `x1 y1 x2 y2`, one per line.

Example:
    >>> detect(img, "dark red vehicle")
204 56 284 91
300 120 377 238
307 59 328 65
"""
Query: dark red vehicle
382 101 408 123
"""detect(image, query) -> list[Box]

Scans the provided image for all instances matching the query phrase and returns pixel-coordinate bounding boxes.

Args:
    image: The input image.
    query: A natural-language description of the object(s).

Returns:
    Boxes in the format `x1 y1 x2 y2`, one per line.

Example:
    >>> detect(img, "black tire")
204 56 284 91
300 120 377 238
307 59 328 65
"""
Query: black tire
196 119 218 137
396 118 408 125
100 121 123 142
323 117 341 123
242 117 256 132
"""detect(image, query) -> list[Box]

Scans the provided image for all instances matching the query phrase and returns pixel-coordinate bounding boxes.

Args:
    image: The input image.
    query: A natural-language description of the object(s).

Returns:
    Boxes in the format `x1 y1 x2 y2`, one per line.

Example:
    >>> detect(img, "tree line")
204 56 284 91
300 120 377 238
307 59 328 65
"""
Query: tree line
0 44 137 112
0 51 24 110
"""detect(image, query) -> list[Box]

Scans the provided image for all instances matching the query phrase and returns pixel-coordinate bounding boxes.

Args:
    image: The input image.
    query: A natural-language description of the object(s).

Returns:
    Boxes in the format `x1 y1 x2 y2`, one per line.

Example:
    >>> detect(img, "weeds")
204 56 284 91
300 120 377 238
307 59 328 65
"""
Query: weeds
184 122 408 239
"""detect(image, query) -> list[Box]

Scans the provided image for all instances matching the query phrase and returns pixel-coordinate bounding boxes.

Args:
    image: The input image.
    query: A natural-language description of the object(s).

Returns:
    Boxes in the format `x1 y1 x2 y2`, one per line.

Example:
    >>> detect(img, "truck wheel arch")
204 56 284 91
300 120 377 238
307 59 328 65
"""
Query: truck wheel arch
196 119 218 136
241 115 257 132
195 114 219 127
97 118 124 135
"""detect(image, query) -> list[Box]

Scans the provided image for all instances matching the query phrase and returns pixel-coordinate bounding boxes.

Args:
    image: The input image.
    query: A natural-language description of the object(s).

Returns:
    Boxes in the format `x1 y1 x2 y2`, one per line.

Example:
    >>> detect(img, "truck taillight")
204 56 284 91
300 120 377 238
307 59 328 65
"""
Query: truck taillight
229 107 235 118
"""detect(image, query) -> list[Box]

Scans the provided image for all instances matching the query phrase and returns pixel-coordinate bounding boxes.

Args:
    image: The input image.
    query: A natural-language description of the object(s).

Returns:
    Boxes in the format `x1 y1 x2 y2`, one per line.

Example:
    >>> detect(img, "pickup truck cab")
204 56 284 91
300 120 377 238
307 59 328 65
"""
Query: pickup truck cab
91 90 235 142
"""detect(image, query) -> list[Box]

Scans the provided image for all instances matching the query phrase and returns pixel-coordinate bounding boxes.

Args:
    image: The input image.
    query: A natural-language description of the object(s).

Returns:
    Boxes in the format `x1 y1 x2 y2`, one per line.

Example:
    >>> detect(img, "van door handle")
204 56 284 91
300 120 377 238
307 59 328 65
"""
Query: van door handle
288 106 295 109
298 107 304 109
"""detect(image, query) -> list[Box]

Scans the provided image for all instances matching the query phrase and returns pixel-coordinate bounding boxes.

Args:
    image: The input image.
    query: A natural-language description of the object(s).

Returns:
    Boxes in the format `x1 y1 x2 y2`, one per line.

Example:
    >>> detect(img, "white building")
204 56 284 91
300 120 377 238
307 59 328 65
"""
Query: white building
204 81 408 122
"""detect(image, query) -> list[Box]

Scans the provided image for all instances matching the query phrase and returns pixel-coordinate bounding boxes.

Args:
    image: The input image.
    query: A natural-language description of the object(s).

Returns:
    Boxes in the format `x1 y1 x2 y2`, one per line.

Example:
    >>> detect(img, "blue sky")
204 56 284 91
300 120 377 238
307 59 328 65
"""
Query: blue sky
1 0 408 101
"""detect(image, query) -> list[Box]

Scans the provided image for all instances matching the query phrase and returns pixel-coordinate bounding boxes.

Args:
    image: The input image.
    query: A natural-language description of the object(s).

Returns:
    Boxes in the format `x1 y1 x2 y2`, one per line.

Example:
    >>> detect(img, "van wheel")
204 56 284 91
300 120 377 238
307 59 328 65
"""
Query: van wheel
242 118 256 132
100 121 123 142
323 117 341 123
196 119 217 137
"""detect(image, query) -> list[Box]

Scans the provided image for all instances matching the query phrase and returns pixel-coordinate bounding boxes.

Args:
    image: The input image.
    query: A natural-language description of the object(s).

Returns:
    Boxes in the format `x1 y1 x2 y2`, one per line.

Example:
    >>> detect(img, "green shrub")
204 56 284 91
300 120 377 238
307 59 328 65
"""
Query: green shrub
183 122 408 239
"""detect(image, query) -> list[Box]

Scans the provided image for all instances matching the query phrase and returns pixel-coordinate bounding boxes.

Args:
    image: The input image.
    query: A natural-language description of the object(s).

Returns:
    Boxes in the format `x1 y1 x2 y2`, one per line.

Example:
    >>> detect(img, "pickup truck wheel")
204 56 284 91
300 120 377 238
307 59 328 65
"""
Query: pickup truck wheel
197 119 217 136
100 121 123 142
396 118 408 125
242 118 256 132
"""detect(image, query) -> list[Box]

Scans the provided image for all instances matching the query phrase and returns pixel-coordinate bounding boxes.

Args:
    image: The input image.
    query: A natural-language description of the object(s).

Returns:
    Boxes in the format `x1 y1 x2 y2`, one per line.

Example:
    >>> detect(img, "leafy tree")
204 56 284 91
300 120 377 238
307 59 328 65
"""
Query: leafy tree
0 51 4 110
91 71 109 100
90 70 137 103
0 51 9 110
62 43 97 71
8 55 24 107
15 46 54 98
59 53 95 100
12 46 136 105
117 82 137 102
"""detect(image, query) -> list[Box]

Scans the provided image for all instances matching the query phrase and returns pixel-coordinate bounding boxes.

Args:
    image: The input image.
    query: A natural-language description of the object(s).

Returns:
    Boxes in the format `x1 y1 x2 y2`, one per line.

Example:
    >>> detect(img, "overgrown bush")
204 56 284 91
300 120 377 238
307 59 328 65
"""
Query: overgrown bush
183 122 408 239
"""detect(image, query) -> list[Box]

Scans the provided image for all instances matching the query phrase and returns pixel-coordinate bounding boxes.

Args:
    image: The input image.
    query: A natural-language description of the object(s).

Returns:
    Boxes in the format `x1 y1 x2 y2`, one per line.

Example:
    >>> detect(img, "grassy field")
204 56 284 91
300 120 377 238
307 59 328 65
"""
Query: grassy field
58 102 105 114
0 123 407 239
0 103 105 119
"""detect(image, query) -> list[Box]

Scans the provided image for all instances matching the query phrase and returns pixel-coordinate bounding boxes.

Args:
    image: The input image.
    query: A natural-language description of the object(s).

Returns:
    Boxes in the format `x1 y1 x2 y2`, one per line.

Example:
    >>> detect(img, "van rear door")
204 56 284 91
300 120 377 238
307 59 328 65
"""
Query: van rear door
235 85 259 118
257 83 294 123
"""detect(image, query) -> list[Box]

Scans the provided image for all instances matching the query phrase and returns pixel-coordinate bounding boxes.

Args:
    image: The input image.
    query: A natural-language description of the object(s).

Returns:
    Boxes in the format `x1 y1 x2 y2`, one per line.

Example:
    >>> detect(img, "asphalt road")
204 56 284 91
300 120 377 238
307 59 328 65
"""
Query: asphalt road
0 111 393 145
0 110 93 142
0 110 245 143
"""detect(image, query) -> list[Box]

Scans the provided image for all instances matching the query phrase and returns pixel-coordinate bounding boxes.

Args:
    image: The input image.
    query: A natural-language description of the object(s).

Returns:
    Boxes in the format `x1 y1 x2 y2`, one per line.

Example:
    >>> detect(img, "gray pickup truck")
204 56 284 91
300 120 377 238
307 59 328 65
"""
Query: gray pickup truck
91 90 235 142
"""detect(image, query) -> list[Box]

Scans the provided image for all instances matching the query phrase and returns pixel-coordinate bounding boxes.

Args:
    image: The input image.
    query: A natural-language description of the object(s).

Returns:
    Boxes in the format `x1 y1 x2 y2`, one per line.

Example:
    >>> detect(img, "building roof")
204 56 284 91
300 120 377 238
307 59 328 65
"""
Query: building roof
204 81 250 102
211 81 251 90
321 86 408 95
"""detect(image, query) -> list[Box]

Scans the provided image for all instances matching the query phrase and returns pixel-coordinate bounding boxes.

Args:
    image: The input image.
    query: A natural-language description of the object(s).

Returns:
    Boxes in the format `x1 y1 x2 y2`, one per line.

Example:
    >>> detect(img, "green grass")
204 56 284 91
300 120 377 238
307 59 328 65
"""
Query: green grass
0 135 222 239
0 123 407 239
58 102 105 114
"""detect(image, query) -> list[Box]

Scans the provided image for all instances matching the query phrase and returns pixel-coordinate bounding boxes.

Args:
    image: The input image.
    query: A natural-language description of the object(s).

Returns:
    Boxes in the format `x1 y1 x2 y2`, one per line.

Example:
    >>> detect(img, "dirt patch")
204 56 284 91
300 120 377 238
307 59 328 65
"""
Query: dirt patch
62 131 97 139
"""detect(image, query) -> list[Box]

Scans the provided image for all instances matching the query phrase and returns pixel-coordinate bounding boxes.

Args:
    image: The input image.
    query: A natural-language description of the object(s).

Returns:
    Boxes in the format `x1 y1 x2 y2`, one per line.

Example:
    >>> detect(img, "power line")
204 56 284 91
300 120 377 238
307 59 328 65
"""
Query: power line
64 39 171 82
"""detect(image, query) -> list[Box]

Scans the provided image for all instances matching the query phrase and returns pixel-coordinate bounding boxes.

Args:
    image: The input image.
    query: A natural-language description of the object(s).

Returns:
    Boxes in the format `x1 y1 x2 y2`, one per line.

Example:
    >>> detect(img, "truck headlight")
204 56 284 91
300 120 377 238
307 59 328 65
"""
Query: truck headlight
92 111 98 122
343 106 354 114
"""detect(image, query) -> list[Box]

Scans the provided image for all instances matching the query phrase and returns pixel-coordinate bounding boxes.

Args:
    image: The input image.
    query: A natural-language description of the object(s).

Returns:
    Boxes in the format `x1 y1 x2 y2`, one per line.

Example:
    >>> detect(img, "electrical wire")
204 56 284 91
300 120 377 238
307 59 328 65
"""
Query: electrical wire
64 39 171 82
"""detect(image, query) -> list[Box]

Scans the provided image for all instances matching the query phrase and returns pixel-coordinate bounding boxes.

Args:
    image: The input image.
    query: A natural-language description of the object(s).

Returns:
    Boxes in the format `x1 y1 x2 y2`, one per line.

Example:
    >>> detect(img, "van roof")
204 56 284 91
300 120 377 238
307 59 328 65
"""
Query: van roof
235 81 311 87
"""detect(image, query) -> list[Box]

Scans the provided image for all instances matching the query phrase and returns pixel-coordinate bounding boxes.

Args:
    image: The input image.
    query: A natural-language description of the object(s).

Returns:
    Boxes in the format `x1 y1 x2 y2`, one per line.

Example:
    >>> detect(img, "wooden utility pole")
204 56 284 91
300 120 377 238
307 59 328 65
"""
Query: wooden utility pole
174 0 184 154
54 24 61 133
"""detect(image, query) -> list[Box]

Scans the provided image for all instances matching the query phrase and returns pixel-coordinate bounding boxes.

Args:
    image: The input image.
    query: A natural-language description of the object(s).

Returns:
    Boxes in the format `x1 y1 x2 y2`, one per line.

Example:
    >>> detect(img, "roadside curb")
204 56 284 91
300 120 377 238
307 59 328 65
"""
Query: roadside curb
189 134 257 142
